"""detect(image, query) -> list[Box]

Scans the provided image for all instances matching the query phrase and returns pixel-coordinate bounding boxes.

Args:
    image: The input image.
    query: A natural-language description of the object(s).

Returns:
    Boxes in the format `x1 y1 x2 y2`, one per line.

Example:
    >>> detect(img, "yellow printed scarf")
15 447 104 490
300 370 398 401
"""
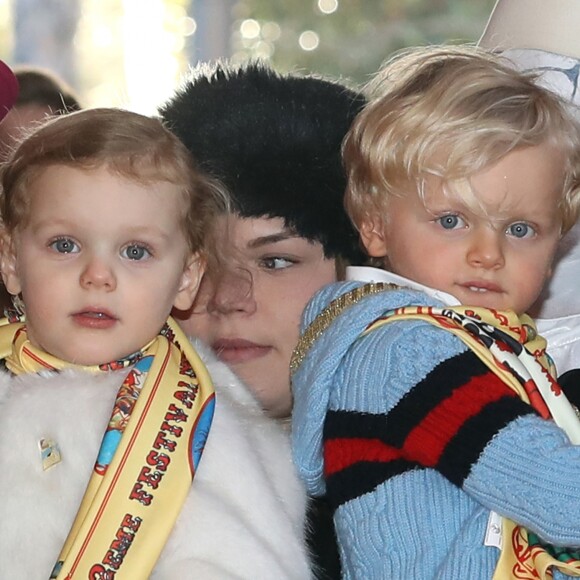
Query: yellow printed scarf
0 316 215 579
364 303 580 579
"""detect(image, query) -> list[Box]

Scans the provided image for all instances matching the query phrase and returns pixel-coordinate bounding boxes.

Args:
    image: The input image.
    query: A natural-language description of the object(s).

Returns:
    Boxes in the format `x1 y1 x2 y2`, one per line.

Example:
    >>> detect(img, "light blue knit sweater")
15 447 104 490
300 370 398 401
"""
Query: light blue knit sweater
292 281 580 579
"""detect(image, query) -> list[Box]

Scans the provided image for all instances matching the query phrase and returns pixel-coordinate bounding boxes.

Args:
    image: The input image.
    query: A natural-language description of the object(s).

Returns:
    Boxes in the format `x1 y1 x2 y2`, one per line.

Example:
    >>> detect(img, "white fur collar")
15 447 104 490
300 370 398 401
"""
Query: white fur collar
0 341 310 578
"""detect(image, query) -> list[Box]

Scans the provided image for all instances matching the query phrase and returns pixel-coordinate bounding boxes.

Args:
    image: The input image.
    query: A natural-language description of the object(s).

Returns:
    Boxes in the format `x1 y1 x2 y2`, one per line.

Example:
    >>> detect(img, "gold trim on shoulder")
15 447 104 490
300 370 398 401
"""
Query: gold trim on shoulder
290 282 399 375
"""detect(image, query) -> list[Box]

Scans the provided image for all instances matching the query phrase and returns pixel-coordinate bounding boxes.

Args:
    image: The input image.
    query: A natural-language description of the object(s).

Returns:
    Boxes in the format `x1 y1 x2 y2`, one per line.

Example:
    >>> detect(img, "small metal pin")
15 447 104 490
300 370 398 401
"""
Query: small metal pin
39 437 62 471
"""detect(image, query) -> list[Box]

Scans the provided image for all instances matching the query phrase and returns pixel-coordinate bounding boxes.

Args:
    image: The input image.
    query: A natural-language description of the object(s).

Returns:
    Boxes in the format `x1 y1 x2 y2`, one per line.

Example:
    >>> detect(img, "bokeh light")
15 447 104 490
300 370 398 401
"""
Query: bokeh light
299 30 319 51
240 18 260 39
318 0 338 15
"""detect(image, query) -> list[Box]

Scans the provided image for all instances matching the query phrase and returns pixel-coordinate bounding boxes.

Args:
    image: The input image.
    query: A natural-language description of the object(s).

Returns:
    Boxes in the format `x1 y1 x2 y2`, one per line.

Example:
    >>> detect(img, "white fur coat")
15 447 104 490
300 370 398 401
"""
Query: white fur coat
0 341 310 579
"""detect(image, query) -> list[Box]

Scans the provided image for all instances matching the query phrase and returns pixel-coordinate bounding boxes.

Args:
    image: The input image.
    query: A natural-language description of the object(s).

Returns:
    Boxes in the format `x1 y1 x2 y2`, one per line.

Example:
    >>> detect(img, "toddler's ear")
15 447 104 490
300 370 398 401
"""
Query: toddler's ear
359 214 389 258
0 231 21 296
173 253 205 311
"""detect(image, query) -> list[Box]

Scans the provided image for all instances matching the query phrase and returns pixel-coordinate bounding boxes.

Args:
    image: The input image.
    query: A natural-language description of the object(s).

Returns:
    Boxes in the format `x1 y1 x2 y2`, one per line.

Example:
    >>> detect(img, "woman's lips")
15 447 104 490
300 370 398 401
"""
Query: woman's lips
71 309 118 329
212 338 272 364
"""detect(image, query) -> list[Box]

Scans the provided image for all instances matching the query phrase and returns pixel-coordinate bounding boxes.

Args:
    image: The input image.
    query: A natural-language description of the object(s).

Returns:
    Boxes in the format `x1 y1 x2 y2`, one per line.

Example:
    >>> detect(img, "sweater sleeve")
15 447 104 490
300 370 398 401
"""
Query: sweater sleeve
340 322 580 547
327 317 580 547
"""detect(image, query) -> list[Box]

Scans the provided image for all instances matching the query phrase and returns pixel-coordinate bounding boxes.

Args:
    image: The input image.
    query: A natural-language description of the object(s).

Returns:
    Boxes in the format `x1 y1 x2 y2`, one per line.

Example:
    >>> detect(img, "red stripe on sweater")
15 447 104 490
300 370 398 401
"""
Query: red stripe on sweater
403 370 516 467
324 437 402 478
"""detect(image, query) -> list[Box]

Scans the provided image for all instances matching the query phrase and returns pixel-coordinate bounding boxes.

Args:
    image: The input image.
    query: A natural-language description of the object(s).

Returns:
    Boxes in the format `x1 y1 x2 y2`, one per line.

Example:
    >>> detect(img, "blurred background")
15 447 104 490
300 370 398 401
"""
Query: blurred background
0 0 496 114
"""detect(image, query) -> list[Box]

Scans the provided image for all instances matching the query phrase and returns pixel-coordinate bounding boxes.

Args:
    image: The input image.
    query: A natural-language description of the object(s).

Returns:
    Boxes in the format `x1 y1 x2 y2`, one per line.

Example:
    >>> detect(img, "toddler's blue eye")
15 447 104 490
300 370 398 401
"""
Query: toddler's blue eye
122 244 151 260
507 222 535 239
437 214 464 230
50 238 78 253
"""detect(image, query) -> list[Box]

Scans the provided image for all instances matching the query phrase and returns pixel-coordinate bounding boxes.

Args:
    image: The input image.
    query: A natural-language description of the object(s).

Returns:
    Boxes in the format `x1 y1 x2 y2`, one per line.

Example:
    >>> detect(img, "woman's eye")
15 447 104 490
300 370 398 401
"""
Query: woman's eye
260 256 294 270
122 244 151 261
49 238 79 254
437 214 465 230
507 222 535 239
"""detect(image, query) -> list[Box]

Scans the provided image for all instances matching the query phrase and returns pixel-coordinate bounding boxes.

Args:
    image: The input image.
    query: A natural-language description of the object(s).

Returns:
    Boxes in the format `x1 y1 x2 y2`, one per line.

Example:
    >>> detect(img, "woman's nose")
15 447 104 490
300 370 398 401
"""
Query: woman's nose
197 267 257 315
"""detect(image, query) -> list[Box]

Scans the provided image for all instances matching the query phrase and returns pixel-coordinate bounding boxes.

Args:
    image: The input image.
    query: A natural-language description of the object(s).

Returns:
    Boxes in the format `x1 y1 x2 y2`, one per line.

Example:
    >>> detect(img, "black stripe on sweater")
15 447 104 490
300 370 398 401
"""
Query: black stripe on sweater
325 460 422 509
437 395 535 486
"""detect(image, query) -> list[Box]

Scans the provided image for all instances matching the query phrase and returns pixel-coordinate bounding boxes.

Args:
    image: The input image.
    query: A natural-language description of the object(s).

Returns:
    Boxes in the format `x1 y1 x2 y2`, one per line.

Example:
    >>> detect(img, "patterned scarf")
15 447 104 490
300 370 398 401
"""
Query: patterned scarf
363 302 580 579
0 316 215 579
